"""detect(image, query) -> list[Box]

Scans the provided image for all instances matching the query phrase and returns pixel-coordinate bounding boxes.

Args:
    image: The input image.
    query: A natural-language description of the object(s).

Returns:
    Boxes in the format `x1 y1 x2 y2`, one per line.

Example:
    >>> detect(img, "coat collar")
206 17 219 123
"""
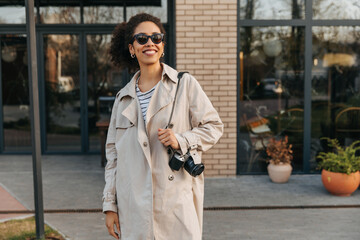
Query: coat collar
161 63 178 84
117 63 178 100
116 63 179 129
117 72 138 100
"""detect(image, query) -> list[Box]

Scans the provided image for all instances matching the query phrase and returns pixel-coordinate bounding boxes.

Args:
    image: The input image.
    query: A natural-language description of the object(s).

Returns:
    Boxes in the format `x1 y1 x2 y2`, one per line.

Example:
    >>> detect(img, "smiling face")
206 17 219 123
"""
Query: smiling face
128 21 165 69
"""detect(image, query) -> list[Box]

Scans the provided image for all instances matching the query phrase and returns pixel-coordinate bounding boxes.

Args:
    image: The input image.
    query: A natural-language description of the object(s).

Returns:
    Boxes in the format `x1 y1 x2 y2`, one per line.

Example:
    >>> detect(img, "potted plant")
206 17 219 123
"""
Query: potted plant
317 138 360 196
266 136 293 183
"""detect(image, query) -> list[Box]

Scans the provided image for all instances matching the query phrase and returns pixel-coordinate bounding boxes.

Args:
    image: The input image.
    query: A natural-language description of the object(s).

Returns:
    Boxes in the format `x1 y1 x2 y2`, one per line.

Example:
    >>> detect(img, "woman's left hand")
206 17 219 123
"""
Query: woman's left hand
158 128 180 150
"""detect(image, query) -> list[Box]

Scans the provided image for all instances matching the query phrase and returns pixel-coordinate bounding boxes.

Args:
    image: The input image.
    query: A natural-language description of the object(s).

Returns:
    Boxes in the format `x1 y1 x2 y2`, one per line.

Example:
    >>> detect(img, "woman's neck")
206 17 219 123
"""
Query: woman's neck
138 62 163 91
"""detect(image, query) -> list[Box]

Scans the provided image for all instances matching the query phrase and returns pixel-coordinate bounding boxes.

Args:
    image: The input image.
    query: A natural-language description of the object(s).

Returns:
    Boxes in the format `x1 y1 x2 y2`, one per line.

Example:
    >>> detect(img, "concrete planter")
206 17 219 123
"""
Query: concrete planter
267 162 292 183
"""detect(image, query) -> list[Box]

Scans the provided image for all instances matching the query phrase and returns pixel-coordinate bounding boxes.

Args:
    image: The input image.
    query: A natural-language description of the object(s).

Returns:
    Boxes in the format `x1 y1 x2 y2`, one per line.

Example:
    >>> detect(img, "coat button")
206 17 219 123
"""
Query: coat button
168 123 174 129
168 175 174 181
143 142 148 147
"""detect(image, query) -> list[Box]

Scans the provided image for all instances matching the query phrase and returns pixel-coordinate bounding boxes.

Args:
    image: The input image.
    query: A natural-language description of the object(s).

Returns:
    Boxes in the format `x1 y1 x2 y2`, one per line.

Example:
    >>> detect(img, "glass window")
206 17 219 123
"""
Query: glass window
313 0 360 20
126 0 167 23
43 34 81 151
311 26 360 170
239 26 305 173
40 6 80 24
239 0 305 20
86 34 127 152
1 34 31 151
84 6 124 24
0 2 26 24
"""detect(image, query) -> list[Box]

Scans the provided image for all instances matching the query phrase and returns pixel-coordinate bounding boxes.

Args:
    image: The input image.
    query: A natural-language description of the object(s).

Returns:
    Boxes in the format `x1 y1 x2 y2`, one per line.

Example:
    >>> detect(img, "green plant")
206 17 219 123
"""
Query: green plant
266 136 293 165
317 138 360 175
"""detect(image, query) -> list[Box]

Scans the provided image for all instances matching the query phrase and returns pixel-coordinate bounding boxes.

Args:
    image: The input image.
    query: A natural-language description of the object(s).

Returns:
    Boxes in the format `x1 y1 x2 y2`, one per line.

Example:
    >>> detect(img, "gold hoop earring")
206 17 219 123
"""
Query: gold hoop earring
161 52 165 57
131 53 135 58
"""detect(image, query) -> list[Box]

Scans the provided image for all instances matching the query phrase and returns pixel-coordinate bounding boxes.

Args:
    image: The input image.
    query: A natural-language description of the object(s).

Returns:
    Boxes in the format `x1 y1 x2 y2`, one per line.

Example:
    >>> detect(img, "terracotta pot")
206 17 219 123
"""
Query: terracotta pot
321 169 360 196
267 162 292 183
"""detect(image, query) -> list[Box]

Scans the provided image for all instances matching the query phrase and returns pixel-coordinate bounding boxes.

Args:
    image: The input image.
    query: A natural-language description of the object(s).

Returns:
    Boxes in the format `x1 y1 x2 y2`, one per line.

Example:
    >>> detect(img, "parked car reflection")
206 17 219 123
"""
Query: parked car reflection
249 78 289 99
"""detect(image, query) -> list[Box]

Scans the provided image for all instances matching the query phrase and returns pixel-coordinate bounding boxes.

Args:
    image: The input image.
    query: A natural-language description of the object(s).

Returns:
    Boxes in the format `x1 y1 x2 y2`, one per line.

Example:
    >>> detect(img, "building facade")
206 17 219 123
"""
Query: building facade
1 0 360 177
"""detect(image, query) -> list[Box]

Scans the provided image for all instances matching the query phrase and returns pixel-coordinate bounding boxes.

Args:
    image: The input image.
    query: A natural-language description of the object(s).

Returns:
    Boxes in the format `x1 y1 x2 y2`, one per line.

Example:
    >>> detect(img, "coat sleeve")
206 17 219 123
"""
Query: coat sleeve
102 96 119 213
175 75 224 164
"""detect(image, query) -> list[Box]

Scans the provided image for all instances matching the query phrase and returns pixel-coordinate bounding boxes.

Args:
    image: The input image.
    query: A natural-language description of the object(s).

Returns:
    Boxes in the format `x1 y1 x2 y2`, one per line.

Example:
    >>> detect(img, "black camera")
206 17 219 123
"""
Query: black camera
168 148 204 177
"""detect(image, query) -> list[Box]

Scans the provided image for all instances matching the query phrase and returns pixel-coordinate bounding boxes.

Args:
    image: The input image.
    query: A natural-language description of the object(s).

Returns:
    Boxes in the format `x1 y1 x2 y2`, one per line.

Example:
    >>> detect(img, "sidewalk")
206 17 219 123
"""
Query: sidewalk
0 155 359 240
0 184 32 222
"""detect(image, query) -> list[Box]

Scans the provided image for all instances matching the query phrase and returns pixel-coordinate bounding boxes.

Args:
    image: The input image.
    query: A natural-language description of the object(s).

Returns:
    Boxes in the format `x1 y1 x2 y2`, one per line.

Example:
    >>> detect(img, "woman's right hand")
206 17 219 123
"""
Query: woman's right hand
105 211 121 239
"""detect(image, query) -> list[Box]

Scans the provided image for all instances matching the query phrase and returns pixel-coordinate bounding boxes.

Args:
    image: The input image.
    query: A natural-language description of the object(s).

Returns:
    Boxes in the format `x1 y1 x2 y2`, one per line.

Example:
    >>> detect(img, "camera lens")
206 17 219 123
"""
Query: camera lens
184 157 204 177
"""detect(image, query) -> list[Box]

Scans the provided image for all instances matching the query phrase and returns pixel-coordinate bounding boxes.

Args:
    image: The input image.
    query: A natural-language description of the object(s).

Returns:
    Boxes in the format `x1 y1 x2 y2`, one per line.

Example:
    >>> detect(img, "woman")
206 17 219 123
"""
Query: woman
103 13 223 240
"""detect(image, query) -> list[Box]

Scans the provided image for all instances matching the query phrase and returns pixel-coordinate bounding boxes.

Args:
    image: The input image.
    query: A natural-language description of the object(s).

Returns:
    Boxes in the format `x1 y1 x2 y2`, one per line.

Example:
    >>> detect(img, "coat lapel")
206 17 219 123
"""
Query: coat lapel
145 63 179 129
145 80 174 127
117 71 152 167
136 96 152 168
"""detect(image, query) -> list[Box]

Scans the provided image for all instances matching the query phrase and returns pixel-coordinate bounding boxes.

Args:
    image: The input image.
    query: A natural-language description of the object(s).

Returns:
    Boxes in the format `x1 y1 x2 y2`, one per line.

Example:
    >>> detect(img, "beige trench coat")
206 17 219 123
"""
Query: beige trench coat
102 63 223 240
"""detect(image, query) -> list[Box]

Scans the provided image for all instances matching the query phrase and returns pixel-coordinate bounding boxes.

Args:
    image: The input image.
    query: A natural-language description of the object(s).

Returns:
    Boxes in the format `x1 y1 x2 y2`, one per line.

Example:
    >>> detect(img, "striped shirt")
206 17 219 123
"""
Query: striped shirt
136 78 160 122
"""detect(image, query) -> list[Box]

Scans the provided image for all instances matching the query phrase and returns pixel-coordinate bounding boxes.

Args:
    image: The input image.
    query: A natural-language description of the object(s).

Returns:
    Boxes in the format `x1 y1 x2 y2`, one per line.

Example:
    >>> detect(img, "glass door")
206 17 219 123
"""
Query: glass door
0 34 31 152
86 34 127 152
40 32 126 153
42 34 81 152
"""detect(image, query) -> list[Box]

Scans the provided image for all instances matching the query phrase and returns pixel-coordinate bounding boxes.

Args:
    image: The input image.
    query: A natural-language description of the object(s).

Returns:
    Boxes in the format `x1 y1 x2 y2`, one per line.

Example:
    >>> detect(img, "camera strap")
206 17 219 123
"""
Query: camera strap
166 71 188 129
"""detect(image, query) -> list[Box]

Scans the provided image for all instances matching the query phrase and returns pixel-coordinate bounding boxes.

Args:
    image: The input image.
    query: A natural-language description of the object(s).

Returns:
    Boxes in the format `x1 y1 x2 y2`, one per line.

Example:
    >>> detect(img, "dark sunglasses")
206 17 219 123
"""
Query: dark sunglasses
132 33 164 45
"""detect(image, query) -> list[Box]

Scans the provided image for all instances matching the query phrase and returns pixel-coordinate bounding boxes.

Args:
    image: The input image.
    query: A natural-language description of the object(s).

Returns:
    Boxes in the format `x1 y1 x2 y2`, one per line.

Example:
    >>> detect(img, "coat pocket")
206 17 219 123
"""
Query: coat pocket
116 120 134 129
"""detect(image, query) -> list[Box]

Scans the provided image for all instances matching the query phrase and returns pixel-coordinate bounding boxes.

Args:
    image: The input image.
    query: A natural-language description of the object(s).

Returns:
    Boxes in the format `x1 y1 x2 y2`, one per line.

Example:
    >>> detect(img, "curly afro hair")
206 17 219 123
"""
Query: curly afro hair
109 13 166 73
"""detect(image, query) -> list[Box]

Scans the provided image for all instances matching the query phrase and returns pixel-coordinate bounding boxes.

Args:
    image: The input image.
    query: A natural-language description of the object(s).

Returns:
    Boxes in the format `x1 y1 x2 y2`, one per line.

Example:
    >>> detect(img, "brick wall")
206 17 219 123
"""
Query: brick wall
176 0 237 176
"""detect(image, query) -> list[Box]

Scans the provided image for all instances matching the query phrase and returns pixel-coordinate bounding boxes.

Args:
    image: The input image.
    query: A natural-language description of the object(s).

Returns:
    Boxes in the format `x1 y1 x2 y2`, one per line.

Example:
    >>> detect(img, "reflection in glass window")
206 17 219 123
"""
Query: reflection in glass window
126 0 167 23
313 0 360 20
84 6 124 24
40 6 80 24
86 34 127 151
1 34 31 151
0 4 25 23
311 27 360 169
43 34 81 151
238 26 305 173
239 0 305 20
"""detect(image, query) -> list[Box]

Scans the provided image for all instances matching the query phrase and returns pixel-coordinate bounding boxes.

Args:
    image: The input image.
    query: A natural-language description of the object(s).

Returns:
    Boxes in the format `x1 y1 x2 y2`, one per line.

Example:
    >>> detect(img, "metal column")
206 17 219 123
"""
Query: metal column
25 0 45 239
0 36 3 153
303 0 313 172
